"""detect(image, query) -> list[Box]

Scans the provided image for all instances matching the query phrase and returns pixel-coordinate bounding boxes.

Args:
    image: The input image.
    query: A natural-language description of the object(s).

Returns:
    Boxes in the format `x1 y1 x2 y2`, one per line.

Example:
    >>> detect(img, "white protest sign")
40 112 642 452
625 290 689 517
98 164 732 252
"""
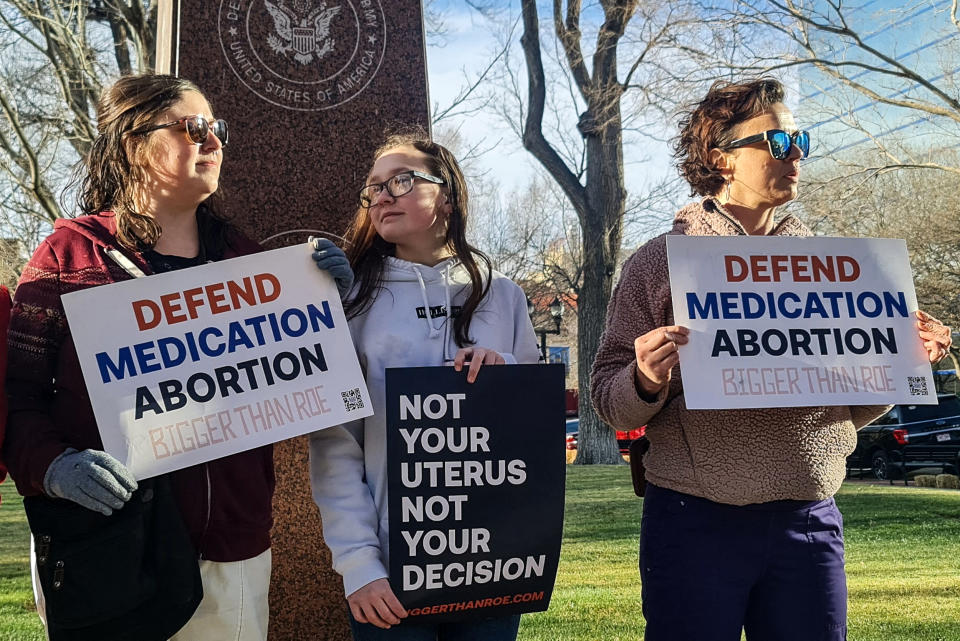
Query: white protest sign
667 235 934 409
62 244 372 479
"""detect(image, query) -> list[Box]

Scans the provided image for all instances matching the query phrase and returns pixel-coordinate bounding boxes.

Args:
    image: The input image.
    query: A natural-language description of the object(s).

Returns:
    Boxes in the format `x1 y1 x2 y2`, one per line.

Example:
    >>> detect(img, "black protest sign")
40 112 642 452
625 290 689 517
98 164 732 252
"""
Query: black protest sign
386 364 566 623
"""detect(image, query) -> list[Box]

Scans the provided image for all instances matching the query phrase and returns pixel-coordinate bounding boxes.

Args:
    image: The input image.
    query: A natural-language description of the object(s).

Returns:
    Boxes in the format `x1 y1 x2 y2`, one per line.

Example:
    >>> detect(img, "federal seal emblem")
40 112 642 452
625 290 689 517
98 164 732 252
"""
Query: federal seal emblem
218 0 386 111
264 0 341 65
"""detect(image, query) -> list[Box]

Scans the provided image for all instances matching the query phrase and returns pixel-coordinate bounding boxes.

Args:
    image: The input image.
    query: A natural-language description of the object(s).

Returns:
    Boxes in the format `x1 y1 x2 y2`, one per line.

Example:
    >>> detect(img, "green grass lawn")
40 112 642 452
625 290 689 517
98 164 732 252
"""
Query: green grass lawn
2 468 959 640
0 492 39 641
517 467 960 641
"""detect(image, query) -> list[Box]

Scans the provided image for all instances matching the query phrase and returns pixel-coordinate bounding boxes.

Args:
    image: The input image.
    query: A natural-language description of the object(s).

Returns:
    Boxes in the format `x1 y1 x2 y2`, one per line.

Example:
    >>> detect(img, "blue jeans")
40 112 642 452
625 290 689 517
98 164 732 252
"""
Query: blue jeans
348 613 521 641
640 483 847 641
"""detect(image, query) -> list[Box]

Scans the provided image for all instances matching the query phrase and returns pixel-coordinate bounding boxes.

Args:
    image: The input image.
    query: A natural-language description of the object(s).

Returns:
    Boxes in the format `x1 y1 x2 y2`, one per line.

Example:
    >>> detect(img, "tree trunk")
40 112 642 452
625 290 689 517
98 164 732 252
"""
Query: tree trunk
574 110 625 465
517 0 631 463
573 206 622 464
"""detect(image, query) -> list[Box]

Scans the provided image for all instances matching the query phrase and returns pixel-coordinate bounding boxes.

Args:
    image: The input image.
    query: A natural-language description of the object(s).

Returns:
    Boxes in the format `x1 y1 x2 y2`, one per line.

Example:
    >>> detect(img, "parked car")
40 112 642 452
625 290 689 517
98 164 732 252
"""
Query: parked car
616 426 645 453
566 417 579 450
847 394 960 480
564 417 645 454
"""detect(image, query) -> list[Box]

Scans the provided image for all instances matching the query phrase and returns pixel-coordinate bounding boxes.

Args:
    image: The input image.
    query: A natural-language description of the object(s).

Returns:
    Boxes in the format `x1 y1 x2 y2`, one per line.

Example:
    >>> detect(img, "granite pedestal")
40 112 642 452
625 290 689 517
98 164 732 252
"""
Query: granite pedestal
156 1 430 638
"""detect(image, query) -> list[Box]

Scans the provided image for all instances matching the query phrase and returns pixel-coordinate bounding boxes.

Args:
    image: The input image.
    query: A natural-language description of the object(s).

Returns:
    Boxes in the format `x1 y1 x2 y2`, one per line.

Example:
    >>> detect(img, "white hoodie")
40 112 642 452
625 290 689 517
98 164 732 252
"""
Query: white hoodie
309 256 541 596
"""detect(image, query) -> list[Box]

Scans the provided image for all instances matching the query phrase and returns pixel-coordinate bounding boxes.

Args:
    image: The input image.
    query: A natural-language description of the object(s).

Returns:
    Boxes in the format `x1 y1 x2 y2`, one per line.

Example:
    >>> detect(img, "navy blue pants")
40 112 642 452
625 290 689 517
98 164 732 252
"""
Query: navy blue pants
639 484 847 641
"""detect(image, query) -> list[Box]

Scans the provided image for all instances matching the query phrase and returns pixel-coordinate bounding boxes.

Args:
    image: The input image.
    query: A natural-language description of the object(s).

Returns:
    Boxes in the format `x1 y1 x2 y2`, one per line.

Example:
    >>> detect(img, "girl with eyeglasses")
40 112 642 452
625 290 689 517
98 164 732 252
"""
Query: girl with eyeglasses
3 74 274 640
590 77 952 641
309 130 540 641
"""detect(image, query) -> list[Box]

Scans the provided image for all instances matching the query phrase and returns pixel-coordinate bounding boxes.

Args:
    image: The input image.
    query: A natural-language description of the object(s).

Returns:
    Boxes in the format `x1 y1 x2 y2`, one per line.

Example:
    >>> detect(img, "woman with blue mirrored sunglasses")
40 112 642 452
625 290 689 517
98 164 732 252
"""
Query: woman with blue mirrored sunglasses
704 94 809 224
593 77 953 641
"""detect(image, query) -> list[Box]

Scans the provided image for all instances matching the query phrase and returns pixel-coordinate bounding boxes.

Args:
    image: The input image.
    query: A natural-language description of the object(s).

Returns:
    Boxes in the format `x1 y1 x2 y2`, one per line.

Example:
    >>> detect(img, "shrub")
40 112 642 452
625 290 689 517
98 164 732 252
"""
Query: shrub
914 475 938 488
936 474 960 490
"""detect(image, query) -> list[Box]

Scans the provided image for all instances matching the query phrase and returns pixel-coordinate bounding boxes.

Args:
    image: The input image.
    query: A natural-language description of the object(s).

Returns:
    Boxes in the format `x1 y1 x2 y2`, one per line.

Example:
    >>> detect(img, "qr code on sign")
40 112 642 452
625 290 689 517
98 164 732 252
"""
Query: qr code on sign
342 388 364 411
907 376 928 396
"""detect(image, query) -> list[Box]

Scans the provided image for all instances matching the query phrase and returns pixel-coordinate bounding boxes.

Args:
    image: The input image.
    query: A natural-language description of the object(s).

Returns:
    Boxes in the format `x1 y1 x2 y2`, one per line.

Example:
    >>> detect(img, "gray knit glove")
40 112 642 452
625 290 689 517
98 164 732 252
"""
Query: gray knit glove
43 448 138 516
310 237 354 299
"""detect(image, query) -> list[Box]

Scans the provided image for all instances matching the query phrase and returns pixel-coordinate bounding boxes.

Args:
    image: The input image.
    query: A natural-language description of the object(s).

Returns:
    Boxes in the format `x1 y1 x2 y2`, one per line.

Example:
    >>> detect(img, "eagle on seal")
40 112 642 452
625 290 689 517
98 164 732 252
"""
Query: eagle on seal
265 0 342 65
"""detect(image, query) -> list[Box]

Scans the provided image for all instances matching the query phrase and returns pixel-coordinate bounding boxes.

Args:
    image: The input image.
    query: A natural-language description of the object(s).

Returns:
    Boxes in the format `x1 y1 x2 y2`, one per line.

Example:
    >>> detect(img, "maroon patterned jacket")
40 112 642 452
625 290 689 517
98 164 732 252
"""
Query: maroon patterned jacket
3 213 274 561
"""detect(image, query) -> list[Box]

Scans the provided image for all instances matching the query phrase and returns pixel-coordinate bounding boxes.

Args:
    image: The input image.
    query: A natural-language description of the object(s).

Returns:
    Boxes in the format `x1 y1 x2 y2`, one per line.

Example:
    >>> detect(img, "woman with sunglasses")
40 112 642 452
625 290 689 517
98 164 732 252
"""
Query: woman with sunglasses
590 77 952 641
309 130 540 641
3 74 274 640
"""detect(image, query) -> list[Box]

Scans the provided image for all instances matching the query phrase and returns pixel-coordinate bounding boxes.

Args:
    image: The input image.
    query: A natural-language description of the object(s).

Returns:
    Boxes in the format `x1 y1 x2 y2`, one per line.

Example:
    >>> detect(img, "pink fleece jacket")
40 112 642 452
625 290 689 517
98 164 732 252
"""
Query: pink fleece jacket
590 198 889 505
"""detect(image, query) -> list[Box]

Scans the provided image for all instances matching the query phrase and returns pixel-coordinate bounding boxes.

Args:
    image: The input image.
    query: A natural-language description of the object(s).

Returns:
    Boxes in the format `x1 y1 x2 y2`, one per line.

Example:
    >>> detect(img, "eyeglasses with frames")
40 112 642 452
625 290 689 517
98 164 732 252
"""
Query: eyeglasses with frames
359 170 445 208
130 114 229 147
724 129 810 160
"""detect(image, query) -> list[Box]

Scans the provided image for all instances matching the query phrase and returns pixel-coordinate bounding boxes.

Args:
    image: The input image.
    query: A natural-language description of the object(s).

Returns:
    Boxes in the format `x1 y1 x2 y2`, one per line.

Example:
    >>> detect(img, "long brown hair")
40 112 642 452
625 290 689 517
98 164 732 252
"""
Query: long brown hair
343 130 492 348
75 73 229 254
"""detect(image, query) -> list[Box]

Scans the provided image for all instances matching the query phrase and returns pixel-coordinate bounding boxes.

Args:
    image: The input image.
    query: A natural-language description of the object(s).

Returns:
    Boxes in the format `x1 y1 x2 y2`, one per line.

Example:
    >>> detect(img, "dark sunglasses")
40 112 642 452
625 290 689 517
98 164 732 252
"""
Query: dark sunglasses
359 170 444 208
130 114 229 146
725 129 810 160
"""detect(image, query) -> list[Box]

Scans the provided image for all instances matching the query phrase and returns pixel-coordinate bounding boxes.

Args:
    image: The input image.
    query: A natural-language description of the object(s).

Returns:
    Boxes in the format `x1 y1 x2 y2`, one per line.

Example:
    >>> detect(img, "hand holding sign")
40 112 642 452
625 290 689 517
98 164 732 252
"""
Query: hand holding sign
916 310 952 363
310 237 354 299
452 346 505 383
348 577 408 629
634 326 689 398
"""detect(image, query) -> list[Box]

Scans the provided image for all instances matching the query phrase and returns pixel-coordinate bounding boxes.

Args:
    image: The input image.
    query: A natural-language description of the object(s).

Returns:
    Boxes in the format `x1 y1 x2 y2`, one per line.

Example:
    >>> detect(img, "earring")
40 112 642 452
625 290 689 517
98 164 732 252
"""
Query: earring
722 179 731 204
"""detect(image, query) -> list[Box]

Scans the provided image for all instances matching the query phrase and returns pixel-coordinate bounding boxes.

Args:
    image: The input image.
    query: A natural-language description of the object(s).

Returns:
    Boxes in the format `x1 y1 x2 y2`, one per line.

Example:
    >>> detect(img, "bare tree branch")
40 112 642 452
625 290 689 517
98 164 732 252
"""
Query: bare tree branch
0 86 61 222
519 0 587 214
552 0 591 102
0 0 157 262
432 17 515 124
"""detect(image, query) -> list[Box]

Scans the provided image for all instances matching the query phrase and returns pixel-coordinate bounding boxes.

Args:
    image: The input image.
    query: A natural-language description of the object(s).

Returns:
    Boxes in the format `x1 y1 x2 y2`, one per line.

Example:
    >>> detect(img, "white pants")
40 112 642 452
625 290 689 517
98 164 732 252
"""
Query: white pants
29 537 48 637
169 549 272 641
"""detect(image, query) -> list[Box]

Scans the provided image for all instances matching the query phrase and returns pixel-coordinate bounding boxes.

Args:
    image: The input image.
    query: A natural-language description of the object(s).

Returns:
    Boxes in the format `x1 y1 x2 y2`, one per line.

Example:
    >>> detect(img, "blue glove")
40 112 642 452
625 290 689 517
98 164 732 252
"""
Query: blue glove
43 448 138 516
310 237 354 299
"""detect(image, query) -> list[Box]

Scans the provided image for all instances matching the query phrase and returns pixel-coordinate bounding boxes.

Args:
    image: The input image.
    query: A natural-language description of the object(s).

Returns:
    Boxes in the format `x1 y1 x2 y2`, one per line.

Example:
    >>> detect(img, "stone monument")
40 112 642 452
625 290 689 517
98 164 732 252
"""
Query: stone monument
155 1 430 638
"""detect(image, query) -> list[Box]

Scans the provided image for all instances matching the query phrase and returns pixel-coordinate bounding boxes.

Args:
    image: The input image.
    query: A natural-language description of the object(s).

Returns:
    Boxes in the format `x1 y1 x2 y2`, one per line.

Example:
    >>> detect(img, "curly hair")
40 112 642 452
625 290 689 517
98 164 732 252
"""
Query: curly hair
75 73 229 253
342 127 493 348
674 78 785 197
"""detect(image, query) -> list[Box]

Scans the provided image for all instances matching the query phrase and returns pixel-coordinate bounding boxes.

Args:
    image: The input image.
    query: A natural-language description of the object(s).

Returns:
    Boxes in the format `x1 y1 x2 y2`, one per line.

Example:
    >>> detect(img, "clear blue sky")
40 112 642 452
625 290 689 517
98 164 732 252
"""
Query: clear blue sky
424 1 956 230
